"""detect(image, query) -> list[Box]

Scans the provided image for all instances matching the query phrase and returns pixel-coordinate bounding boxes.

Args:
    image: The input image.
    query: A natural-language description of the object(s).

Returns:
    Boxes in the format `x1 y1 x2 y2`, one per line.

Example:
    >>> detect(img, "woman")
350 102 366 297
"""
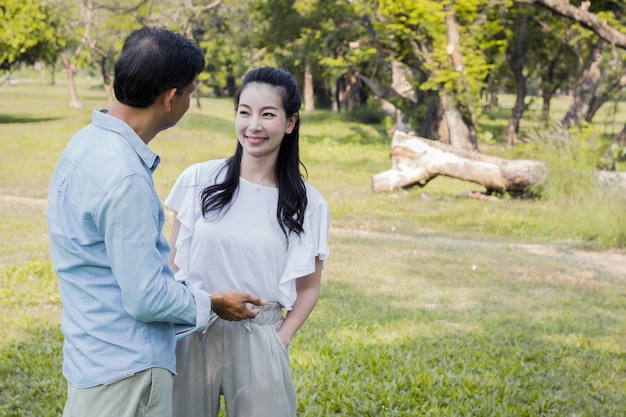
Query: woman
166 67 330 417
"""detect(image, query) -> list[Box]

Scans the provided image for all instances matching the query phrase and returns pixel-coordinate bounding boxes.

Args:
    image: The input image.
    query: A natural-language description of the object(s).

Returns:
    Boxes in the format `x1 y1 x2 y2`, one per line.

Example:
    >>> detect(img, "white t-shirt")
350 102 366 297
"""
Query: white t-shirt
165 159 330 310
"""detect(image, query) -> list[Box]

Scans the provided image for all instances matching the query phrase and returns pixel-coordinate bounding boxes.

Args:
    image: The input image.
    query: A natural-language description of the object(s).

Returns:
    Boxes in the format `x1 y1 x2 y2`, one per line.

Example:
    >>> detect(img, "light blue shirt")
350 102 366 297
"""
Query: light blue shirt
46 109 212 388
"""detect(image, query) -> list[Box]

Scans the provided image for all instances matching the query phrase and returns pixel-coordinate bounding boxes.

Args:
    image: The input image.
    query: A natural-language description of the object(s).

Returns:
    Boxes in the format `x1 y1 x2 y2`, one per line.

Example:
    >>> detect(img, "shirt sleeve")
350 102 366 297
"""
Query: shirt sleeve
97 173 211 328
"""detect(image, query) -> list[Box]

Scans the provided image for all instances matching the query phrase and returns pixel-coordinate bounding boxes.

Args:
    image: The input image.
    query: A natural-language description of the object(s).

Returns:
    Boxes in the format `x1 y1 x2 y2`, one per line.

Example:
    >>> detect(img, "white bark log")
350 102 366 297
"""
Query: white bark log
372 131 626 194
372 131 546 193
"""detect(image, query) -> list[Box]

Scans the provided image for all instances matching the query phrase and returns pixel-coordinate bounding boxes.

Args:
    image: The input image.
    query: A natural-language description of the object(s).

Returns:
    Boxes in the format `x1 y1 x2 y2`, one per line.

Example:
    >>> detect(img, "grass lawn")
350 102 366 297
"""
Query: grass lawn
0 72 625 416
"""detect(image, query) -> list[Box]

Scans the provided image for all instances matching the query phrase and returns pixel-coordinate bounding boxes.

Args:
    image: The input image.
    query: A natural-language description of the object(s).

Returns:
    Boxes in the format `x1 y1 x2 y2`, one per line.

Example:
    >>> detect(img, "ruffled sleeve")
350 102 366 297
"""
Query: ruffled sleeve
164 159 226 282
277 183 330 308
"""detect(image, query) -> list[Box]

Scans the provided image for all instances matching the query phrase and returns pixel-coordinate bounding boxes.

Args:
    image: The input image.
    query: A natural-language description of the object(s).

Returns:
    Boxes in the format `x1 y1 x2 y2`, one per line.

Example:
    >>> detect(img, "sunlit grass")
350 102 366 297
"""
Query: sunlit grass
1 75 625 416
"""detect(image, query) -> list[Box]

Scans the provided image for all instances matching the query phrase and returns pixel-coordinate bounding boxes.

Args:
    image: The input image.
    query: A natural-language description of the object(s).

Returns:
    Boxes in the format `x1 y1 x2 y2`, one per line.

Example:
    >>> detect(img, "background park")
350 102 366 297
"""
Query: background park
2 0 626 416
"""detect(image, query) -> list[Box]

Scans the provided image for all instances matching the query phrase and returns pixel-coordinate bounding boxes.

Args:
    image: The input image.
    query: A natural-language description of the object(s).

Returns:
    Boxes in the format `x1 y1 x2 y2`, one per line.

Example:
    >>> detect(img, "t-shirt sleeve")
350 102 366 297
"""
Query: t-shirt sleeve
308 194 330 265
164 164 198 213
277 186 330 303
164 160 226 282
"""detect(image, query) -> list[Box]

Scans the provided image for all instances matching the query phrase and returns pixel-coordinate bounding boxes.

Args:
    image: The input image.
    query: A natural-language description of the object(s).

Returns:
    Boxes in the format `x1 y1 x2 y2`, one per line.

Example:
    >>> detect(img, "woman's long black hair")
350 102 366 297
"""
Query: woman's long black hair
200 67 308 238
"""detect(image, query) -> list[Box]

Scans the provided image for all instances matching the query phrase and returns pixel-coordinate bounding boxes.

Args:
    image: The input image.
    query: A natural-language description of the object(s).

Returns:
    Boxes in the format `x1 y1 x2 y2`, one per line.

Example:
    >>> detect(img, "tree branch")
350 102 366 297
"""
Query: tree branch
516 0 626 49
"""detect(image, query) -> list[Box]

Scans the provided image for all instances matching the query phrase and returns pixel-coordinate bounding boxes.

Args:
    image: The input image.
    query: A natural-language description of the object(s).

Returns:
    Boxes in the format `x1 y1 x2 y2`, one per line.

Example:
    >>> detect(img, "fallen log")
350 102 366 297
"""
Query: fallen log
372 131 546 194
372 131 626 194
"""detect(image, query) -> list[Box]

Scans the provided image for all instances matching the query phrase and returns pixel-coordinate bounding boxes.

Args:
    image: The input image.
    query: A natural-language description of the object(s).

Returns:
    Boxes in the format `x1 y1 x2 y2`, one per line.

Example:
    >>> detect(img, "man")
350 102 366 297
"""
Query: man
46 27 265 417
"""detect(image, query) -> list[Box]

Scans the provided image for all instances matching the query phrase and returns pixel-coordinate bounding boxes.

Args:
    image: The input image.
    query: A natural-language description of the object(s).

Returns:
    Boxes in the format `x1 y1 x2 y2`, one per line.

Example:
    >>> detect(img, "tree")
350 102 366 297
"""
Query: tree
503 2 530 146
0 0 66 73
192 1 267 96
253 0 367 113
518 0 626 48
529 13 579 121
348 0 504 150
516 0 626 168
54 0 155 108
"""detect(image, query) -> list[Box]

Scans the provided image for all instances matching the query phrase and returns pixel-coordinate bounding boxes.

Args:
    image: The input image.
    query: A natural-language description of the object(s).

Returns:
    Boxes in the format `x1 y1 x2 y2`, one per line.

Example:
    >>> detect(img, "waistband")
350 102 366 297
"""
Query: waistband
246 301 284 326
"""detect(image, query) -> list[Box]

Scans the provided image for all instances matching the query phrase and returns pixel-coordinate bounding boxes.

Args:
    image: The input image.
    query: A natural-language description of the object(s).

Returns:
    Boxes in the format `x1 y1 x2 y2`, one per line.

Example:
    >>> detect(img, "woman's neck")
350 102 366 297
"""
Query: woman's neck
239 155 277 187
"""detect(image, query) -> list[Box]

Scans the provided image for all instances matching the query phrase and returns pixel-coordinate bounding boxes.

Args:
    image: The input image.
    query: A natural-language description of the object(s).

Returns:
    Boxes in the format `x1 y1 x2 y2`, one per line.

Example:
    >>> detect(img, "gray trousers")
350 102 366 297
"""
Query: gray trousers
172 303 296 417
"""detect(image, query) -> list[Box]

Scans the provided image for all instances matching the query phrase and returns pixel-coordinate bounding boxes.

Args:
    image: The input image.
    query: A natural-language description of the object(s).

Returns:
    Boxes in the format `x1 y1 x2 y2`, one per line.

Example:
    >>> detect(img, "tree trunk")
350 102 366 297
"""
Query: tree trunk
303 56 314 112
539 53 561 121
540 85 552 121
489 90 498 108
441 94 476 151
351 15 445 142
584 64 626 123
355 70 442 140
443 10 477 151
390 60 415 133
561 40 605 129
601 123 626 170
60 52 82 109
66 69 82 109
506 12 528 146
49 65 56 86
97 56 114 108
336 71 363 112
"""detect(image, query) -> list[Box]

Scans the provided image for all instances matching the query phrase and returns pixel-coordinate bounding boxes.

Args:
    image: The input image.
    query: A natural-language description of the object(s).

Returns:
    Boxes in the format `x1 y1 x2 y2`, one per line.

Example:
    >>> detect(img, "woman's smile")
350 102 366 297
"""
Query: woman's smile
245 135 268 144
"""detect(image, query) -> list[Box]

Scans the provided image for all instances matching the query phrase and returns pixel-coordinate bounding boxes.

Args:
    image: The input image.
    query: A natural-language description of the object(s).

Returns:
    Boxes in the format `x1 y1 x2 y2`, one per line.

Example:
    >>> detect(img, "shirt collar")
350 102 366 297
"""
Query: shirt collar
92 109 161 172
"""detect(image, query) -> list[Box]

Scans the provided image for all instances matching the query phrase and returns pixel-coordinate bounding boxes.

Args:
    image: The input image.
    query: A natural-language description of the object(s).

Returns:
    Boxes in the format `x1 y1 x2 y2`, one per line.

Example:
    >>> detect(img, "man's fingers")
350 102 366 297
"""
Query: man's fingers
210 291 266 321
215 307 259 321
246 296 267 307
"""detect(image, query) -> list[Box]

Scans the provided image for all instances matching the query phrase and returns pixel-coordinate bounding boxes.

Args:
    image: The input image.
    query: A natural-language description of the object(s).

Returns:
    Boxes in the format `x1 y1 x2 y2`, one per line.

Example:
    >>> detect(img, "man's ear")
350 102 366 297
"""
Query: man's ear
161 88 178 112
286 113 298 134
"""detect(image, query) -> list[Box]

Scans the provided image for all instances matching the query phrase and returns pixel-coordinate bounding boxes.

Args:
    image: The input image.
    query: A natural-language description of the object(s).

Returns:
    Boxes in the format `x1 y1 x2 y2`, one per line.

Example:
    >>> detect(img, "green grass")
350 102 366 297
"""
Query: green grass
1 74 625 416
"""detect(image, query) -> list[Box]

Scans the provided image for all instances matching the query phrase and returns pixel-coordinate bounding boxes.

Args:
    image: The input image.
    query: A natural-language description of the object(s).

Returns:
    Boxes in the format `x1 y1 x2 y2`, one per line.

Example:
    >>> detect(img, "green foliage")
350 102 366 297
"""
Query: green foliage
254 0 366 98
609 143 626 159
374 1 496 110
0 0 66 67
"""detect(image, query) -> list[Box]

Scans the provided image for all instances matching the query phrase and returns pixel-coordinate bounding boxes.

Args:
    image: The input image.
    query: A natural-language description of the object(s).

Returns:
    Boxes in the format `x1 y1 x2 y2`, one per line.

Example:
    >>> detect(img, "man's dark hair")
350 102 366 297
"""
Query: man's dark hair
113 27 205 108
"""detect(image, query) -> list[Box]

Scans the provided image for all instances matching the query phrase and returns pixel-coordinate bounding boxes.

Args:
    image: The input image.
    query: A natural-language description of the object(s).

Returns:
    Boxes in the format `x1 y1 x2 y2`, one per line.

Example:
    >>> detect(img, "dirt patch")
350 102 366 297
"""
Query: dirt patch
4 195 626 279
332 227 626 280
512 244 626 278
0 194 48 209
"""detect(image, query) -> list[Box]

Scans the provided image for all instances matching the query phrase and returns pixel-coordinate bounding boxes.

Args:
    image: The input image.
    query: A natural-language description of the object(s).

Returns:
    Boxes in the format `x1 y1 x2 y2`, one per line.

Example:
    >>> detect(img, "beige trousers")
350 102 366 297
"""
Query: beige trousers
172 303 296 417
63 367 174 417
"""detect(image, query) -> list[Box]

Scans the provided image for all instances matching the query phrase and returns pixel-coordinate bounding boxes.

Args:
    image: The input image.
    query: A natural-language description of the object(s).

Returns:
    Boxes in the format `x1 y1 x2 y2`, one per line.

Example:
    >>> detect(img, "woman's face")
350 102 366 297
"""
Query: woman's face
235 82 297 161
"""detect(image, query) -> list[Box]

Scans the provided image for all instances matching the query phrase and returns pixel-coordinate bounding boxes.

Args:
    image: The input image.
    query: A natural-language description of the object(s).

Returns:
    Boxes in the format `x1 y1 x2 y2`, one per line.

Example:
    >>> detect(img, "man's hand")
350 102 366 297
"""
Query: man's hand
210 290 266 321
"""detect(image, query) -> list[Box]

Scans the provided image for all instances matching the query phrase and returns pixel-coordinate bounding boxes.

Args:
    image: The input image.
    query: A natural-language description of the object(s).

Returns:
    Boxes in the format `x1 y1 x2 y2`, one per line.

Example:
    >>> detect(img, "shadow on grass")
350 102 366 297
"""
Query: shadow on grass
0 114 60 124
304 127 389 146
294 280 626 416
0 327 65 417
